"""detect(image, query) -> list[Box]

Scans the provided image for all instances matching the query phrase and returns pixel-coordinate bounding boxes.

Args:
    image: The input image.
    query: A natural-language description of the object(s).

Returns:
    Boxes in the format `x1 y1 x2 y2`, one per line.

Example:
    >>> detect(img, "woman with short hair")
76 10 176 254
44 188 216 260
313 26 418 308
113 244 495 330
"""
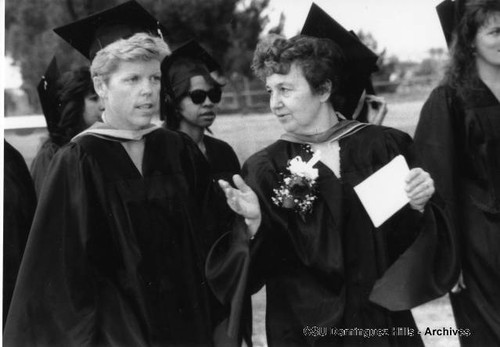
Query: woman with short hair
208 33 459 346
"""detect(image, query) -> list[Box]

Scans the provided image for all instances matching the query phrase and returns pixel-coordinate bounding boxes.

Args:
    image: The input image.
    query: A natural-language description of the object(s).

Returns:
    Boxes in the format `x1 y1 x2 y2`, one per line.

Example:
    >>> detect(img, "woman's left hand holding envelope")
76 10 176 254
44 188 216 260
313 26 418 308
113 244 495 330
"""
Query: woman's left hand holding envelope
405 168 435 213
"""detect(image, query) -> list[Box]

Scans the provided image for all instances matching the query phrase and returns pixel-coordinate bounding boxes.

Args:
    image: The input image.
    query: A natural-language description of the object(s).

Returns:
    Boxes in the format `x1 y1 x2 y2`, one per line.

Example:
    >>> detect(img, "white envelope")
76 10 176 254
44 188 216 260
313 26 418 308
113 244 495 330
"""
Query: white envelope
353 155 410 228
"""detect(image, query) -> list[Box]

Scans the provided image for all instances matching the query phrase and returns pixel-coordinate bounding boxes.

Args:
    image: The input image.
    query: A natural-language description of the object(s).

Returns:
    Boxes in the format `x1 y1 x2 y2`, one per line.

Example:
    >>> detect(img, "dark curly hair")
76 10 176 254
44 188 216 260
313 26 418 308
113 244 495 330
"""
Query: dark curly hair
51 67 97 146
444 0 500 101
252 34 345 106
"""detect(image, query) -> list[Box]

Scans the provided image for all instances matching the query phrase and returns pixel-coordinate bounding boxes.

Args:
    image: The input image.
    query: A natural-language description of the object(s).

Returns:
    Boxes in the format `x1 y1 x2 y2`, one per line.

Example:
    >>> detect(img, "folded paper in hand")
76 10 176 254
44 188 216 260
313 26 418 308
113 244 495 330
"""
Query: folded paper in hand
354 155 410 228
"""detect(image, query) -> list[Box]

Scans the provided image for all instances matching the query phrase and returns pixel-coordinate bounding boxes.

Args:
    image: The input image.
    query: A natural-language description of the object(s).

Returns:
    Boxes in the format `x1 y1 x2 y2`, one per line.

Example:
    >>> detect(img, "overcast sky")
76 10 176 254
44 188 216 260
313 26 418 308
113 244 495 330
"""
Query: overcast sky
267 0 447 61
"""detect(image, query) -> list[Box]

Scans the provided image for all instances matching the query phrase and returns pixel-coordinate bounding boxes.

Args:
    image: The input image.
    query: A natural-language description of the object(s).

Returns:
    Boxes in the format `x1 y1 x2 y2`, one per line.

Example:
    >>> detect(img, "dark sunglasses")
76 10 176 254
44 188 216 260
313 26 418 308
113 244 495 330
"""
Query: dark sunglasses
184 88 222 104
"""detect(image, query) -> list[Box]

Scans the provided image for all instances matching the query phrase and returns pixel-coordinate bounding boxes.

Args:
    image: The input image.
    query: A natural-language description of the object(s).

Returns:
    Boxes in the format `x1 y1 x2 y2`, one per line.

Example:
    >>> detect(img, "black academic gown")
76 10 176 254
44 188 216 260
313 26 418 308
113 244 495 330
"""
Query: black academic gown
4 128 223 346
414 83 500 346
3 141 37 327
207 125 458 346
30 138 60 197
204 135 241 183
200 135 257 347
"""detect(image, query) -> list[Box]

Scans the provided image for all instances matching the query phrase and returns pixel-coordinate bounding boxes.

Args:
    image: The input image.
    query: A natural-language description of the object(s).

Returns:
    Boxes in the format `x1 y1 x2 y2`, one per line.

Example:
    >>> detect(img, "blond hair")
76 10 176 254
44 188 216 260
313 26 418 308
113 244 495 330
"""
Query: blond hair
91 32 170 81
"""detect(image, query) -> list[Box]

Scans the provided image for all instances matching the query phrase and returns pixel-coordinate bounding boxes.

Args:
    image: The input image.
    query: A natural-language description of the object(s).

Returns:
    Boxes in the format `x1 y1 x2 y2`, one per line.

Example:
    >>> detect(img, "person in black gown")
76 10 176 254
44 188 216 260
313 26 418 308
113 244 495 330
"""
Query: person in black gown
4 2 237 345
162 40 240 183
414 0 500 345
161 40 255 346
206 12 460 347
31 62 103 195
3 141 37 327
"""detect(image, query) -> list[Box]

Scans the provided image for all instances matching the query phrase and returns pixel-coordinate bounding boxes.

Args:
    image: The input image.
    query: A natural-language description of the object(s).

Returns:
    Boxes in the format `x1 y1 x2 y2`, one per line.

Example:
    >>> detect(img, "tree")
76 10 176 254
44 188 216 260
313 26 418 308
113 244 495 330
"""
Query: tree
414 48 448 78
143 0 239 66
356 30 378 53
428 47 446 61
225 0 270 76
5 0 118 111
5 0 276 111
356 30 403 83
144 0 278 77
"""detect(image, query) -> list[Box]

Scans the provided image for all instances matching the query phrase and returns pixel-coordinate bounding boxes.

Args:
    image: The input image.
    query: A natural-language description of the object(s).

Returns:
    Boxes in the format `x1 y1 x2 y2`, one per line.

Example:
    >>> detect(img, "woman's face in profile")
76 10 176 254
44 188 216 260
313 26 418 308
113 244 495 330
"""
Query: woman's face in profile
475 12 500 69
265 63 329 135
179 75 218 129
82 92 104 127
96 59 162 130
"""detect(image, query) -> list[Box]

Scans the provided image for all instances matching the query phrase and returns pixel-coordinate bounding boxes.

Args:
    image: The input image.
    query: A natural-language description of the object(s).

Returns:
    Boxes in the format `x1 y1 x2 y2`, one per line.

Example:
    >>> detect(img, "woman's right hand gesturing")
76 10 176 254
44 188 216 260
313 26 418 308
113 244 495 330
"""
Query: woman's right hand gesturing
218 175 261 238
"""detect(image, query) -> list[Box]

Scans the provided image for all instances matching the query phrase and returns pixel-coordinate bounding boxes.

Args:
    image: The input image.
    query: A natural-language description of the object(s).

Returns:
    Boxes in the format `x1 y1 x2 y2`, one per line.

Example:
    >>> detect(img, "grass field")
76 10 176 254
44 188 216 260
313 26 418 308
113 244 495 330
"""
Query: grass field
5 86 460 346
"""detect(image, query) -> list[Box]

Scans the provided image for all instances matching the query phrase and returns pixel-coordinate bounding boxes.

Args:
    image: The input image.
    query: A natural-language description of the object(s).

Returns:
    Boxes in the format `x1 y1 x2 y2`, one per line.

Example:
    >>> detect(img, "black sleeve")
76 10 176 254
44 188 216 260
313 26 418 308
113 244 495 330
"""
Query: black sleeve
4 144 119 346
413 86 461 224
205 150 282 338
368 124 460 311
30 140 59 197
3 141 37 327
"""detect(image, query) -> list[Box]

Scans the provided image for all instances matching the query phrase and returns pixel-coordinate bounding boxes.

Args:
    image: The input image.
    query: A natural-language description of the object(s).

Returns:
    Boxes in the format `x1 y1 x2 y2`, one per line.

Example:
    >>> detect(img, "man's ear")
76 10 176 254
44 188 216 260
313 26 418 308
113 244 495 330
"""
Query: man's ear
319 80 332 103
93 76 107 99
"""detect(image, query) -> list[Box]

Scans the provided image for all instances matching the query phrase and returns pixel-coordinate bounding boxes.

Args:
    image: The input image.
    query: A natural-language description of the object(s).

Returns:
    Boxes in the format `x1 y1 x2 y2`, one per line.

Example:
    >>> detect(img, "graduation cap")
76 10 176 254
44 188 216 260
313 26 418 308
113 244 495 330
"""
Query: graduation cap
301 3 379 118
53 0 165 60
349 30 377 94
436 0 465 48
161 40 221 99
37 57 61 135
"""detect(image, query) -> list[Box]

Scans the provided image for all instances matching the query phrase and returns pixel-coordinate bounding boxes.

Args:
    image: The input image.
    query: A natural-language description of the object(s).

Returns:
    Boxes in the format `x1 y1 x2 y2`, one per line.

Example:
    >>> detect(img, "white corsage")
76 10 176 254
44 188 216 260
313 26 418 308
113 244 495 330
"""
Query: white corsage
272 150 321 217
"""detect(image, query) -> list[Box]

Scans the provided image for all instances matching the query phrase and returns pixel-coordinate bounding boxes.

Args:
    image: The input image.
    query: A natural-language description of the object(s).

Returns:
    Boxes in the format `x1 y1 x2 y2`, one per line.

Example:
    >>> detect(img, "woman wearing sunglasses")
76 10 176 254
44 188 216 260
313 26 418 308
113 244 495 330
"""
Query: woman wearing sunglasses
162 40 240 183
161 41 253 346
